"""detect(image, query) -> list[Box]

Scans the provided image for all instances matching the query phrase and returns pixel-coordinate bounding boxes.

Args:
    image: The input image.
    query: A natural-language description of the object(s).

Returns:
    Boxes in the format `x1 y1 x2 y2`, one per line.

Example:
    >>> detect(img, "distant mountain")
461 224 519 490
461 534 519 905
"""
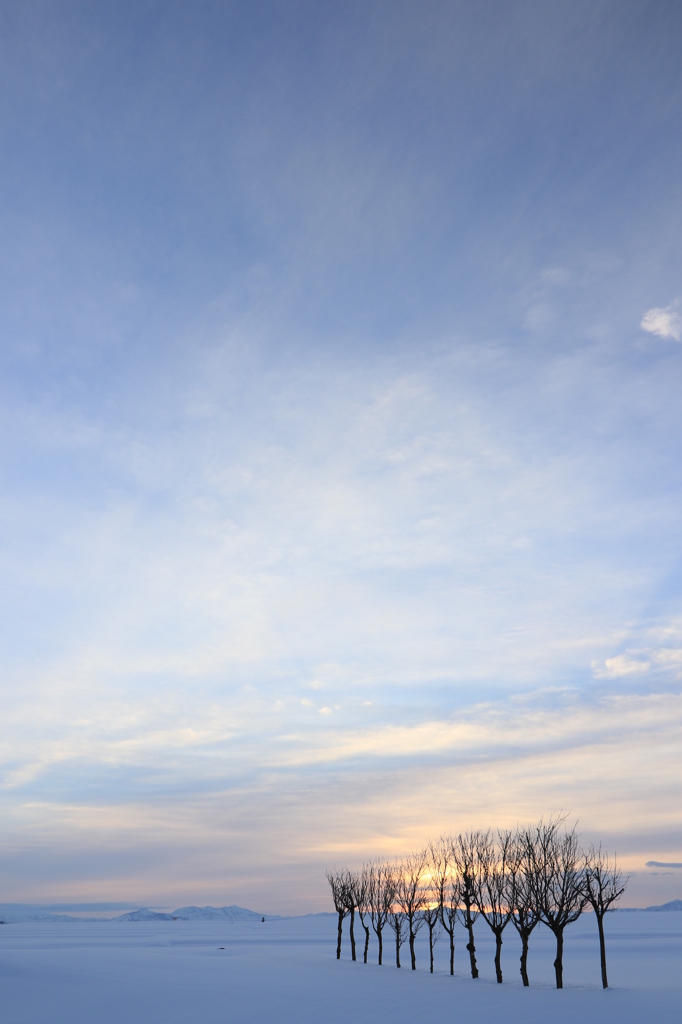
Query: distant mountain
0 905 86 923
620 900 682 912
111 905 281 922
171 905 280 921
645 900 682 912
112 909 178 922
0 902 304 924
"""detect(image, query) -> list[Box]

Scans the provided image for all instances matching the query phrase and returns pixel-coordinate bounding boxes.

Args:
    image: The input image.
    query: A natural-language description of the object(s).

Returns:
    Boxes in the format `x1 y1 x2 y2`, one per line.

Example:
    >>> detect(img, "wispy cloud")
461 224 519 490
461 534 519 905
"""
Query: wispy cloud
591 627 682 681
2 685 681 908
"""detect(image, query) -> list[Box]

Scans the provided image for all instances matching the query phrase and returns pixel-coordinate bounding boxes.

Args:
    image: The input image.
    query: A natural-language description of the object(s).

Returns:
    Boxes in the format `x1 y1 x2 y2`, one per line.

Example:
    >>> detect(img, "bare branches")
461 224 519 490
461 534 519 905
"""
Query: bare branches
531 818 586 988
584 845 628 988
430 836 460 976
421 848 443 974
350 867 372 964
451 831 481 979
506 825 542 986
366 860 395 966
326 816 625 989
396 849 429 971
386 864 407 969
584 845 627 916
326 869 350 960
473 830 514 983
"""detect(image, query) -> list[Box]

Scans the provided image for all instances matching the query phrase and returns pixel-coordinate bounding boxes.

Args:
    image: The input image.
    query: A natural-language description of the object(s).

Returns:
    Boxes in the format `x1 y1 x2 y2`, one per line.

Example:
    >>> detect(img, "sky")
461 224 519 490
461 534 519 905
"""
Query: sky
0 0 681 913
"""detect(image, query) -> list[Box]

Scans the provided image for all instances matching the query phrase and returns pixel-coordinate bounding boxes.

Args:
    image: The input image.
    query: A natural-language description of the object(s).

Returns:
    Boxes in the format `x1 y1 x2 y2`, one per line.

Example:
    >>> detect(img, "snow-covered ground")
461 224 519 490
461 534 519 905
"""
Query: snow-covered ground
0 911 679 1023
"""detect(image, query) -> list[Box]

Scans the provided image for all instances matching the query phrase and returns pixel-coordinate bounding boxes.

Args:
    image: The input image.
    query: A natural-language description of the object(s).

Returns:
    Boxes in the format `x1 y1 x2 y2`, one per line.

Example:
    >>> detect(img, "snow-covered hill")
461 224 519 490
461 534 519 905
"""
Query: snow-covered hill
620 899 682 912
171 905 280 921
645 899 682 912
112 909 179 922
0 905 86 924
111 905 281 922
0 903 279 923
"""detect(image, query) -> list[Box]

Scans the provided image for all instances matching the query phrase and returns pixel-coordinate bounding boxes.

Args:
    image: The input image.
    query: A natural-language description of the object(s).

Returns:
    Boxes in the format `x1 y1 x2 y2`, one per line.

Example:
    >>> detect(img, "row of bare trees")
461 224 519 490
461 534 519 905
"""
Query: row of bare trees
326 818 626 989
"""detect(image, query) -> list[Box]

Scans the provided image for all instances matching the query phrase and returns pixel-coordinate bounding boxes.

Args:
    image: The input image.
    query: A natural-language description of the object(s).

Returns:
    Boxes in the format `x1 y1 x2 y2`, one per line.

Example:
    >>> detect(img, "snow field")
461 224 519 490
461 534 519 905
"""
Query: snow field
0 911 679 1023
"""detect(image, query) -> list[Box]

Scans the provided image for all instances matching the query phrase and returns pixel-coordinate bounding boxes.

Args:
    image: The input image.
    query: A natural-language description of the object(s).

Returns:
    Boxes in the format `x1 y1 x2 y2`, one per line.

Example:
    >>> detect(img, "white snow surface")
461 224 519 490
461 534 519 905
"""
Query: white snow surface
0 911 679 1023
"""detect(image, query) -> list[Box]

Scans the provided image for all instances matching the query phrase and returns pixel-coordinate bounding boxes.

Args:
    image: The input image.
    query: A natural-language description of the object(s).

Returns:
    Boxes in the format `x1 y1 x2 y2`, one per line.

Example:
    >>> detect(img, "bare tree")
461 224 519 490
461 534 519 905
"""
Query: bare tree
351 867 372 964
532 818 586 989
328 817 625 989
341 869 357 962
473 830 514 983
396 849 429 971
430 838 458 975
583 845 627 989
506 825 542 986
444 877 462 973
326 869 349 960
367 860 394 966
452 832 481 979
387 866 407 970
421 864 444 974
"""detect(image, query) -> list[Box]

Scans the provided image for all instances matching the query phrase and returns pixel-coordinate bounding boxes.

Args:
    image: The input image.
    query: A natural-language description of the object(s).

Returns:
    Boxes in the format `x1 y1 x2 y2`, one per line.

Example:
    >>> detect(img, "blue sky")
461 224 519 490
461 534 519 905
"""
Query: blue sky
1 0 681 911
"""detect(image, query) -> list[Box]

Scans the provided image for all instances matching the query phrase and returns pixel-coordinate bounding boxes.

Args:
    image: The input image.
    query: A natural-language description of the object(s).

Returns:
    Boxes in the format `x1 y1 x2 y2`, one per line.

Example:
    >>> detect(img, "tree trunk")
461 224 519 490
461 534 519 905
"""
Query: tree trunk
378 926 383 966
363 924 370 964
429 924 435 974
466 920 478 979
395 928 401 969
494 930 503 984
597 913 608 989
553 927 564 989
336 911 343 960
519 932 529 987
449 929 455 976
409 923 417 970
349 907 356 962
